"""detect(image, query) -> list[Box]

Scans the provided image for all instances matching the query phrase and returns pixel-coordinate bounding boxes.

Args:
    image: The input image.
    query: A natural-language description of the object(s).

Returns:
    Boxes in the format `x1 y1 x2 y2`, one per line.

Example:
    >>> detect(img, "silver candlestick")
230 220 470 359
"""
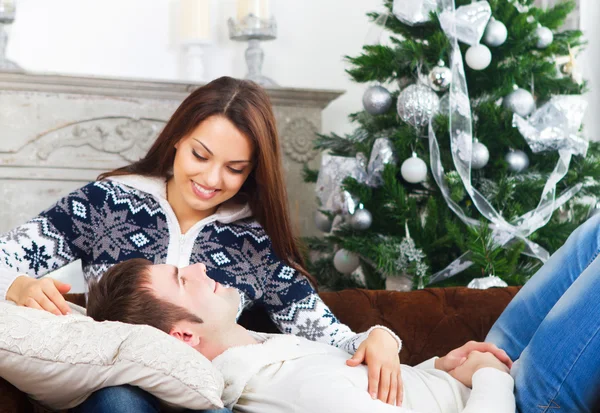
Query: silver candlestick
0 0 21 72
228 13 277 87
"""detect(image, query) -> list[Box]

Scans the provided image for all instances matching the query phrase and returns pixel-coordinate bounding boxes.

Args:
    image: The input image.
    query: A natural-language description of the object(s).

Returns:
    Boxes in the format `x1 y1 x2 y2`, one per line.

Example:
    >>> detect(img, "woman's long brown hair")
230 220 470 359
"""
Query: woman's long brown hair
98 76 316 287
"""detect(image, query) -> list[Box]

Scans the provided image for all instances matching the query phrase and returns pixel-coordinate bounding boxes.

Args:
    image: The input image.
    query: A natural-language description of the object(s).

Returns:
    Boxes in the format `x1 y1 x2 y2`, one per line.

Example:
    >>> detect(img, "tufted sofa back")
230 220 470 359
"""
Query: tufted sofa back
238 286 521 366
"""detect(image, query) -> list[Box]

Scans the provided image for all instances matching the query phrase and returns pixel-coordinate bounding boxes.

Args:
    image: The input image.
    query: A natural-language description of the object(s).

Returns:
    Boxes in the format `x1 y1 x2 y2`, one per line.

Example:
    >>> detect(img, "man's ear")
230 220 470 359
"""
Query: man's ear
169 322 201 347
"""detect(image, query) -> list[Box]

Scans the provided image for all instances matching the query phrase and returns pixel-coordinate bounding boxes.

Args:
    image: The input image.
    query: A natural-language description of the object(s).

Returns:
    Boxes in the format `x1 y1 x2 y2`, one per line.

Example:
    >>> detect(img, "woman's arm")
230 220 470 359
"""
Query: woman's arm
1 182 104 308
261 260 401 353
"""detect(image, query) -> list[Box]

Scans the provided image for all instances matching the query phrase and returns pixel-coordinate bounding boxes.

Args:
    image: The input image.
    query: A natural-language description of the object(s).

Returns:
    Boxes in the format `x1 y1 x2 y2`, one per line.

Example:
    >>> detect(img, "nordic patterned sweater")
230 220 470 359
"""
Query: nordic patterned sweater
0 175 401 355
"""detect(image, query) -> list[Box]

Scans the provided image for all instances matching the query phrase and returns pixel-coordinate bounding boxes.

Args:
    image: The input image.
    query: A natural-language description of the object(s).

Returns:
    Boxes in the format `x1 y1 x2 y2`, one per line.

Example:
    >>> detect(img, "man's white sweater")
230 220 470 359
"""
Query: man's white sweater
212 332 515 413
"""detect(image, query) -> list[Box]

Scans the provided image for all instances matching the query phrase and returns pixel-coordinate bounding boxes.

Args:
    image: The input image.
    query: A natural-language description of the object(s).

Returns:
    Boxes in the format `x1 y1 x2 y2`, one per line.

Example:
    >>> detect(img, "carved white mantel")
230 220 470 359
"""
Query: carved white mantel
0 72 343 237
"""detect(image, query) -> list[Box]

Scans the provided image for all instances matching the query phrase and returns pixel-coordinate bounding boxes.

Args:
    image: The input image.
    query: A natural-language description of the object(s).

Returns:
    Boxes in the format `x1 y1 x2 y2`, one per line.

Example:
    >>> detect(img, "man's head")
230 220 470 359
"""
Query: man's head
87 259 240 354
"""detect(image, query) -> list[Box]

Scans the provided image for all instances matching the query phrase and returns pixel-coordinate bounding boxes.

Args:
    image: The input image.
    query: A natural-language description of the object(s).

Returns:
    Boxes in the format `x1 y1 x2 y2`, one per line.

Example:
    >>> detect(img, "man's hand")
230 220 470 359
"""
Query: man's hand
6 276 71 315
435 341 512 372
448 351 510 388
346 328 402 406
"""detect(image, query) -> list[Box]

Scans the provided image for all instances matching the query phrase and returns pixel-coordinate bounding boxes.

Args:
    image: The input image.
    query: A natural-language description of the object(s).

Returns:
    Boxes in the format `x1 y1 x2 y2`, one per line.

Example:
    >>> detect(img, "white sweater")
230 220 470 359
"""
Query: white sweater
213 332 515 413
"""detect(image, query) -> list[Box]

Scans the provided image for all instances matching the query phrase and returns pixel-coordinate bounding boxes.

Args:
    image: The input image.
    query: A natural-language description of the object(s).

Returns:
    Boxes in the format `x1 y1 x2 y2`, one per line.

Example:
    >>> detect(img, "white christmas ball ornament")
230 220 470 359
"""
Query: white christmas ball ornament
401 153 428 184
483 18 508 47
333 249 360 274
471 140 490 170
465 44 492 71
503 87 535 117
535 26 554 49
505 150 529 173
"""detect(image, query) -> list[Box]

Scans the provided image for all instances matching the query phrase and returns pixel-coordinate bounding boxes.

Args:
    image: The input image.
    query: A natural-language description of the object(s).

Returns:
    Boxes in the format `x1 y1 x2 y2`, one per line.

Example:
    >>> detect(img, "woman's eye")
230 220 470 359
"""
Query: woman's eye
228 167 244 174
192 150 207 161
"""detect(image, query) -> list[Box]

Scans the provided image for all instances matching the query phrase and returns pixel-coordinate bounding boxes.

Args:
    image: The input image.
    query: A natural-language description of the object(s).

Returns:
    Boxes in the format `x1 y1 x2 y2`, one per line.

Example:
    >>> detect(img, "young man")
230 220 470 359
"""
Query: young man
86 259 514 413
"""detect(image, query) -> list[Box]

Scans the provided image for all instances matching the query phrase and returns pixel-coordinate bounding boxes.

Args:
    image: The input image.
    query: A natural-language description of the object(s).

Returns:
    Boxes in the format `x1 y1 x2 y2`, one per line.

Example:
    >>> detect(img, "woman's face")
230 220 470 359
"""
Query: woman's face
171 115 254 216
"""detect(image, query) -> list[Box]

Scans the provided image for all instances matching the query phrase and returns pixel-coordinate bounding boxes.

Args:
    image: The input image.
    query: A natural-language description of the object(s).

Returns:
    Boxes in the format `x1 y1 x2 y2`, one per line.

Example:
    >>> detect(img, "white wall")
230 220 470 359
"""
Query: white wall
6 0 381 137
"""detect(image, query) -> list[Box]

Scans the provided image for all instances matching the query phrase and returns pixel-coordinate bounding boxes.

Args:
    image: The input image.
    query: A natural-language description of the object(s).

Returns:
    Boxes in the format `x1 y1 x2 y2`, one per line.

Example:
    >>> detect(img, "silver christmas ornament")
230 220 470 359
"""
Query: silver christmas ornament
401 152 428 183
535 26 553 49
503 87 535 117
314 210 333 232
465 44 492 71
333 249 360 274
428 61 452 92
513 95 589 157
483 18 508 47
505 149 529 173
471 140 490 169
350 207 373 230
397 84 440 128
392 0 438 26
362 85 393 116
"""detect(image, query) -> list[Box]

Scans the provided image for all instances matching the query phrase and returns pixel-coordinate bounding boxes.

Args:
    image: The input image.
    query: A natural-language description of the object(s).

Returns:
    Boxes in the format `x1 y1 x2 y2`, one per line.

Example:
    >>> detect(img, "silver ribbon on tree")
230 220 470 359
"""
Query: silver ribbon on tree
315 138 396 215
428 0 584 283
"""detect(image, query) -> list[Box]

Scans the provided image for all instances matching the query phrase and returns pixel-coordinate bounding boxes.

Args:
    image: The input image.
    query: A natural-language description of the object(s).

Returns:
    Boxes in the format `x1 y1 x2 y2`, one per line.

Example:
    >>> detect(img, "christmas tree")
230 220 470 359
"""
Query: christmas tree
304 0 599 291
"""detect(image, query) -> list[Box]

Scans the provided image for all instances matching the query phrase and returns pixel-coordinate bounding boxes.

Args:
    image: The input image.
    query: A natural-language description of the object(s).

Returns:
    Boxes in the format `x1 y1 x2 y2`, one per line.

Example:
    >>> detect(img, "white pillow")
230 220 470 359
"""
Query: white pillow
0 300 224 411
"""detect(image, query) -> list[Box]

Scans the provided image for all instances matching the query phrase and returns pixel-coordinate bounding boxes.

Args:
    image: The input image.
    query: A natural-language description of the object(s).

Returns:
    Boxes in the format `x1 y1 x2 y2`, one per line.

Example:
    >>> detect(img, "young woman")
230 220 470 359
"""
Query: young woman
1 77 403 412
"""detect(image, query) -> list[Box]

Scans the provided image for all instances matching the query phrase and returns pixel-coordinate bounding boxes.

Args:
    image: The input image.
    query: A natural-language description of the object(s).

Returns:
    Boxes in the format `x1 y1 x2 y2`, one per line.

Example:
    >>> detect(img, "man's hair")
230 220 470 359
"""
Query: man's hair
87 258 202 333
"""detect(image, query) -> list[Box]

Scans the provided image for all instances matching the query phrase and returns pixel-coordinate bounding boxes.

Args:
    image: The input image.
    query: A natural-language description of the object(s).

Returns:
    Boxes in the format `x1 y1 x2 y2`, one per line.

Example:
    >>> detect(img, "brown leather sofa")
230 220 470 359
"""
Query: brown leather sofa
1 287 521 412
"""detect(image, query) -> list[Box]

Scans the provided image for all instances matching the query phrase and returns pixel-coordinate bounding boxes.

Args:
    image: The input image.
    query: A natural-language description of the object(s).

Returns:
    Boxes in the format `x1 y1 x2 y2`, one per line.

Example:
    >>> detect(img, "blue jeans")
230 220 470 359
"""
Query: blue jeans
486 214 600 413
70 384 232 413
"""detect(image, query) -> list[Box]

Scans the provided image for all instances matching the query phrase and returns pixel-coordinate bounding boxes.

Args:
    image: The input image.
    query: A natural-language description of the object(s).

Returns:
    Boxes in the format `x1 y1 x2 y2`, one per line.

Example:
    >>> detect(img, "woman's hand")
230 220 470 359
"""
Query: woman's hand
6 276 71 315
346 328 402 406
448 351 510 388
435 341 513 372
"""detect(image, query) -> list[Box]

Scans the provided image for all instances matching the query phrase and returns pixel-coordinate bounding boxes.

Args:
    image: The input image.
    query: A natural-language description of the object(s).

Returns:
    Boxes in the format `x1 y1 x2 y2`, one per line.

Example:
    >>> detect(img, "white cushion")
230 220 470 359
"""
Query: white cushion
0 300 224 410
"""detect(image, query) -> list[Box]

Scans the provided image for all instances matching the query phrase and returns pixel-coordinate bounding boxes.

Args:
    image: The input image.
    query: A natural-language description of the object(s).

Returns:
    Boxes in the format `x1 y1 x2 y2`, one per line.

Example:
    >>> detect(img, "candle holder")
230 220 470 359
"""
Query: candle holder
0 0 21 72
182 42 210 82
228 13 277 87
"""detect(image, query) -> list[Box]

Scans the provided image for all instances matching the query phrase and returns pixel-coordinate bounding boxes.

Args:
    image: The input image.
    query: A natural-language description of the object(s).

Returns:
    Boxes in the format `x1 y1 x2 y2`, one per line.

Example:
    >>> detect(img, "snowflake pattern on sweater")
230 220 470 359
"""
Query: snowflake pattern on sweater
0 178 401 354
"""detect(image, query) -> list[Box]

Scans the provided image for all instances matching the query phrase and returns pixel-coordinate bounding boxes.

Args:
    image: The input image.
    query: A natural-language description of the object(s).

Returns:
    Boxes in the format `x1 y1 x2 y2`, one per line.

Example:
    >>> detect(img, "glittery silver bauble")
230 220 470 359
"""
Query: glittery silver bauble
397 84 440 128
333 249 360 274
503 87 535 117
314 210 333 232
350 208 373 230
465 44 492 71
483 18 508 47
428 61 452 92
401 153 428 183
471 140 490 169
505 150 529 173
535 26 553 49
362 85 393 115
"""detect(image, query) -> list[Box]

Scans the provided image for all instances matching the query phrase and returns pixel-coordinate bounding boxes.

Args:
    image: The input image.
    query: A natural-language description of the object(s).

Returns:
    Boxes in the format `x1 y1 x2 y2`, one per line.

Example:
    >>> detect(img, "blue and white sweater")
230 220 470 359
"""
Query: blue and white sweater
0 175 400 354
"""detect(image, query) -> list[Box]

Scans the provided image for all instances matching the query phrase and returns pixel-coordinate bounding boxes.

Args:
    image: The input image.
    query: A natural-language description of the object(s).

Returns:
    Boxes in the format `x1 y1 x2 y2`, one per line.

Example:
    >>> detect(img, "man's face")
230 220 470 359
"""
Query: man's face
147 263 240 334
